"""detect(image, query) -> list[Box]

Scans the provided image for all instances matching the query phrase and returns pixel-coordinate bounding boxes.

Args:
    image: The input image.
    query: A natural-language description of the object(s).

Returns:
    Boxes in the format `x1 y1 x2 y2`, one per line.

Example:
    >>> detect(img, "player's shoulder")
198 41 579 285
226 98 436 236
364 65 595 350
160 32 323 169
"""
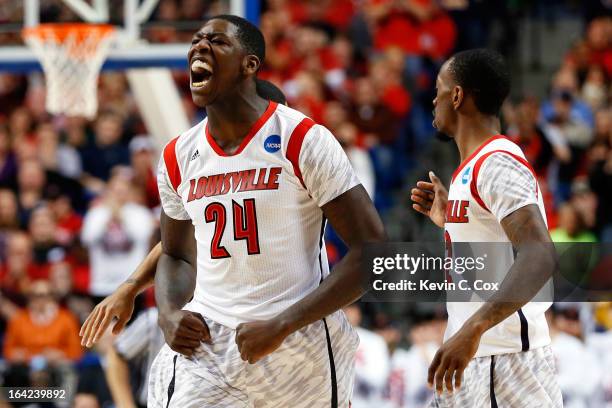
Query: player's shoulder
475 136 536 184
471 135 530 173
273 103 308 124
273 104 334 141
481 135 526 159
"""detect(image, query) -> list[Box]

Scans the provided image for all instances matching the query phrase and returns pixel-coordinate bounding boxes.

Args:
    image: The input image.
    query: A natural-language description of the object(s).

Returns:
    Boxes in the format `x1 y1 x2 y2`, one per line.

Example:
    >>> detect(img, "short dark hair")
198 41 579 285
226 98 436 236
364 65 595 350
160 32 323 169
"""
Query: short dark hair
208 15 265 66
448 49 510 115
255 79 286 105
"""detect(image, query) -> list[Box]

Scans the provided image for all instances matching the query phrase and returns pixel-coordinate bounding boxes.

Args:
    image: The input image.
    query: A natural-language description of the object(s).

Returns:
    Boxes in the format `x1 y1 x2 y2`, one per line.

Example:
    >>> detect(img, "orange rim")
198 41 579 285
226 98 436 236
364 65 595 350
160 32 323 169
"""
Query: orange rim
22 23 115 43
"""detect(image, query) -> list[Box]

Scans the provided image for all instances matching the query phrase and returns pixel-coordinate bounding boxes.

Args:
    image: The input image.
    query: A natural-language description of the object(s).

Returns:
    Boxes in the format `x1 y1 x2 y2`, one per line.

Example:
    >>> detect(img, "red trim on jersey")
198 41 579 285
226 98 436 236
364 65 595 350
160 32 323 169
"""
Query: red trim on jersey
470 149 539 212
205 101 278 157
286 117 316 189
451 135 508 184
163 136 182 194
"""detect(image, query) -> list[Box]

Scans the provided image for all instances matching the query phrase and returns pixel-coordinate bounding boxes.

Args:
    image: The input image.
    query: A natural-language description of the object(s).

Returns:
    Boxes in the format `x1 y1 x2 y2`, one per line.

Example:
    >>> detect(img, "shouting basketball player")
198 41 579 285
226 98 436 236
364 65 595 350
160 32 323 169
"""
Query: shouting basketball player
149 15 384 408
79 79 290 345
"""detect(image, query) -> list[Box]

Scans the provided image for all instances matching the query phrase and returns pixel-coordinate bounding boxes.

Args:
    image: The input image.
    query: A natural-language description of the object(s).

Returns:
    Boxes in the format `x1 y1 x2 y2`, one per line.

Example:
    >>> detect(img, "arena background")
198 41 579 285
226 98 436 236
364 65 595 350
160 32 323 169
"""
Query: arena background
0 0 610 407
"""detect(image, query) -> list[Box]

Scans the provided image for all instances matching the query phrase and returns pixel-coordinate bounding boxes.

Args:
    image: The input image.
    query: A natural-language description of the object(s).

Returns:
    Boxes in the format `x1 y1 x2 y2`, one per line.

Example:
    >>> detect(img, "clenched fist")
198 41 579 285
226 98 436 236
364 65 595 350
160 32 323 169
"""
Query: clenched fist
159 310 211 357
235 319 290 364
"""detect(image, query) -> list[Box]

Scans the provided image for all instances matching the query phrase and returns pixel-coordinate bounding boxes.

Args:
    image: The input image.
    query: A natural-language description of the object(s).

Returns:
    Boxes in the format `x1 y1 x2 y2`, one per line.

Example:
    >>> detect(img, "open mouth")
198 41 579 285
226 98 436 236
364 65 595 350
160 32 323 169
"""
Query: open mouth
191 59 213 88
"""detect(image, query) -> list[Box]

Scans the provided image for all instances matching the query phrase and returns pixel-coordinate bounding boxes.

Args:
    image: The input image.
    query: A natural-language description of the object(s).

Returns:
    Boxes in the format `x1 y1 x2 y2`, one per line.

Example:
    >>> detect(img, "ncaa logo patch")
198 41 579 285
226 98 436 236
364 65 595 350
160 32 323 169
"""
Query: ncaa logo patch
461 166 471 184
264 135 281 153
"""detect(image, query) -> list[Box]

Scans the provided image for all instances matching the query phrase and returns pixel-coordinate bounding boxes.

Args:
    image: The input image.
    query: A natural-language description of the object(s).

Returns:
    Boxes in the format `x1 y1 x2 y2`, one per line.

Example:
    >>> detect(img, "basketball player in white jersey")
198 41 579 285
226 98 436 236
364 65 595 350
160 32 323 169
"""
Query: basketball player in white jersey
79 79 292 346
410 49 562 407
148 15 385 408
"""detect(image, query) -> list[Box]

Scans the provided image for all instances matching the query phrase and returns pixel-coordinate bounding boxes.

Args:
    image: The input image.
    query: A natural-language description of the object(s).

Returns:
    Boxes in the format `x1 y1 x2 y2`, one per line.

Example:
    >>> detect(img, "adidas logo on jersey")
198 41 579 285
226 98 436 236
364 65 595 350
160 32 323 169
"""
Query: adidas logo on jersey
190 150 200 161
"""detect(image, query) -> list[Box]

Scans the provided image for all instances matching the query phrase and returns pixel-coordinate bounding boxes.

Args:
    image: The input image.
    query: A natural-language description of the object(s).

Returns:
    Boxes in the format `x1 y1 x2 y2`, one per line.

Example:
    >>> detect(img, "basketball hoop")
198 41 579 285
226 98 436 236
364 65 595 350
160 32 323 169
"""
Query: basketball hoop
22 23 116 118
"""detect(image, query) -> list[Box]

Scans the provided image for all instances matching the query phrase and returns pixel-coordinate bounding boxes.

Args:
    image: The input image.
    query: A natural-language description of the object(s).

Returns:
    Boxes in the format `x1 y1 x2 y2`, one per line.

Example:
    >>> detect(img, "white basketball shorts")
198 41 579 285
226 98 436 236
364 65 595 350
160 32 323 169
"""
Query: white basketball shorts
148 310 359 408
429 346 562 408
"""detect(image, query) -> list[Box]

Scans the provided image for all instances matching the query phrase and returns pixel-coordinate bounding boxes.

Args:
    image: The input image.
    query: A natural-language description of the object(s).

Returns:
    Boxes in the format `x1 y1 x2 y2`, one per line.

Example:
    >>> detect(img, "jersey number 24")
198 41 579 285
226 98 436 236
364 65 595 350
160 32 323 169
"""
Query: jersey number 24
204 199 260 258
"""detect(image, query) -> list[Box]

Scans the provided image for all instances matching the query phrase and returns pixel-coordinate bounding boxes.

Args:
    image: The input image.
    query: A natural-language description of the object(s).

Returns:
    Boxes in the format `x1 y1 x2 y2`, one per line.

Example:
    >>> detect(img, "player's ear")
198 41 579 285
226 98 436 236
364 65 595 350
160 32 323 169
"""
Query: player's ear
452 86 464 110
243 55 261 76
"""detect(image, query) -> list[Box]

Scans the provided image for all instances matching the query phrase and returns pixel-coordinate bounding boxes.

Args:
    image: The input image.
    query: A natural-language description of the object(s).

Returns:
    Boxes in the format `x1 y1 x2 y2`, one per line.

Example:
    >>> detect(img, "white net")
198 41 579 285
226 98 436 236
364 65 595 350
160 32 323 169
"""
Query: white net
23 24 116 118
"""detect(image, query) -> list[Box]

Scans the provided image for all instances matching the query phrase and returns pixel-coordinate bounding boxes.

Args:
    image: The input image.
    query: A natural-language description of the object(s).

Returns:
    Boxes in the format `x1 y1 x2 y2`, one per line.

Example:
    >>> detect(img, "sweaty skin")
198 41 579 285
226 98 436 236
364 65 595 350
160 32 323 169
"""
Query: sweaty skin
410 59 555 394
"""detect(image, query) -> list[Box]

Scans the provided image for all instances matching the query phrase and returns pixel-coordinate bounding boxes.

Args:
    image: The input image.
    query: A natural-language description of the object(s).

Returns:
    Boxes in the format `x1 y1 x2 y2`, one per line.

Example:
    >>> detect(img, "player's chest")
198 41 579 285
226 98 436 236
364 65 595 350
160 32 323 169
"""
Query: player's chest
446 165 475 225
445 162 499 239
176 152 299 222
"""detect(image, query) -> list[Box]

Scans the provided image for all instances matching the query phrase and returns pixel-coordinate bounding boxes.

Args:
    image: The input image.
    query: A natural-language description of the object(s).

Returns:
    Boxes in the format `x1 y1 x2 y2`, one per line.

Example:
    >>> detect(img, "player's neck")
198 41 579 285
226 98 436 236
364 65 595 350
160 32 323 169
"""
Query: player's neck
206 89 269 147
454 115 501 162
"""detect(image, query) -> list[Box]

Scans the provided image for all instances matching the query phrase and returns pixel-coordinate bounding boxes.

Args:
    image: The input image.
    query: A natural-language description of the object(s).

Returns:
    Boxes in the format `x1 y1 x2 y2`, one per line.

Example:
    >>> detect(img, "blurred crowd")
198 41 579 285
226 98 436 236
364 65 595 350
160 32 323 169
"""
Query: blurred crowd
0 0 611 407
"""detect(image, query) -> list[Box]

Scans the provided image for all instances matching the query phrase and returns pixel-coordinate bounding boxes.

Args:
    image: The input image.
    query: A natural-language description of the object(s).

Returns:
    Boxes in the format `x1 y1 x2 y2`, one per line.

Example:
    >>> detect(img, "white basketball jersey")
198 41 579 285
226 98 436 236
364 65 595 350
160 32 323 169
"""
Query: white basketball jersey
157 102 359 329
444 135 552 357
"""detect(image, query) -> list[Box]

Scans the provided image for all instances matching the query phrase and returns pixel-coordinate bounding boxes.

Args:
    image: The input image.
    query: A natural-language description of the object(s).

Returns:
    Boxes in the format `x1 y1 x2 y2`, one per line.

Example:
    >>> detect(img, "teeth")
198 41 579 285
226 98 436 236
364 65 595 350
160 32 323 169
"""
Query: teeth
191 80 208 87
191 59 212 74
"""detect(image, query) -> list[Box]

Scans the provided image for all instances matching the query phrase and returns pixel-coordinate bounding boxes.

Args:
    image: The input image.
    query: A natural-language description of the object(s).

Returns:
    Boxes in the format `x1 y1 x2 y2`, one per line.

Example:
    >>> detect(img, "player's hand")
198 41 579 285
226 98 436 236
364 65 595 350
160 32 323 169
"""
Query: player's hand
411 171 448 228
80 284 137 347
235 319 290 364
427 322 482 394
158 310 211 357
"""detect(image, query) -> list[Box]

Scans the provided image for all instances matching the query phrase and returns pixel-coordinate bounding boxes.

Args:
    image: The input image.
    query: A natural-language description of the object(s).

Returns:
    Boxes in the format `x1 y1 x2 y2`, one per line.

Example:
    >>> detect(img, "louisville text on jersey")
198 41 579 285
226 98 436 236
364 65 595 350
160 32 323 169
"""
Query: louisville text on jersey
187 167 282 202
445 199 470 223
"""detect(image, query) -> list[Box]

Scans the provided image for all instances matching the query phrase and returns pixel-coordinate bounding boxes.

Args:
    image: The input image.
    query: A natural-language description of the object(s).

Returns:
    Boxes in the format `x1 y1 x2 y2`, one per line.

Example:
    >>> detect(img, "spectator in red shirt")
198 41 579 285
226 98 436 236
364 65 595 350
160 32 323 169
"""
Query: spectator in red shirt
260 10 293 78
366 0 457 59
585 17 612 77
0 232 34 299
273 0 356 30
48 191 82 247
369 52 412 118
285 24 343 81
287 71 328 123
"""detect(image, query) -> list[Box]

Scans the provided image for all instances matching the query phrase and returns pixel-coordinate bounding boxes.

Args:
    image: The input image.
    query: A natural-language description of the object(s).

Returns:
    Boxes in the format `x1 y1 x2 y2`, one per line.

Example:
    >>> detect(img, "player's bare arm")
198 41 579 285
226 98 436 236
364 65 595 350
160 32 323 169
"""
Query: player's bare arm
156 210 210 357
80 242 162 347
428 204 556 394
235 184 386 363
410 171 447 228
